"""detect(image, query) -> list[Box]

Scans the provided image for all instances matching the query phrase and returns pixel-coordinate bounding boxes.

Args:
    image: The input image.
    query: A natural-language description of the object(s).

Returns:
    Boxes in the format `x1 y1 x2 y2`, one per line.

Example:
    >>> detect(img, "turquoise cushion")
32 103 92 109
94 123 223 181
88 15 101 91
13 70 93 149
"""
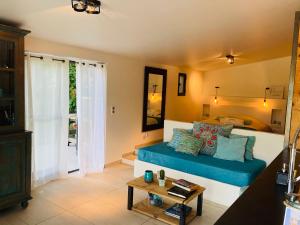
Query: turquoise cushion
230 134 256 160
175 134 204 156
214 135 247 162
138 142 266 187
168 128 193 149
193 122 233 156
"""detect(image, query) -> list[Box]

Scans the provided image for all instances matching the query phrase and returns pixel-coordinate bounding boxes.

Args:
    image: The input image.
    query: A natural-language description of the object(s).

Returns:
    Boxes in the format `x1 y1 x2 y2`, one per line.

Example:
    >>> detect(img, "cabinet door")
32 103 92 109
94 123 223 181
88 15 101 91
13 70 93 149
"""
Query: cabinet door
0 135 25 199
0 31 24 133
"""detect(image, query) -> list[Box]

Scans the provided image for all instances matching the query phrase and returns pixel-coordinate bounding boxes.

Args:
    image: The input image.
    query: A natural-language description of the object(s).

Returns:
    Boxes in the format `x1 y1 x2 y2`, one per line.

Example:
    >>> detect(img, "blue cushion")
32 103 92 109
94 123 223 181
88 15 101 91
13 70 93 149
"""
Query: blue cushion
214 135 247 162
138 142 266 187
230 134 256 160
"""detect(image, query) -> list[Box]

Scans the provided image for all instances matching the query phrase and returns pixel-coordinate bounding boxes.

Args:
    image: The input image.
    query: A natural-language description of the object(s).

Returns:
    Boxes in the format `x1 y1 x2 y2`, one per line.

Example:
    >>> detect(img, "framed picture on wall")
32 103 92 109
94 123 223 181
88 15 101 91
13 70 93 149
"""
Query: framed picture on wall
178 73 187 96
269 85 285 99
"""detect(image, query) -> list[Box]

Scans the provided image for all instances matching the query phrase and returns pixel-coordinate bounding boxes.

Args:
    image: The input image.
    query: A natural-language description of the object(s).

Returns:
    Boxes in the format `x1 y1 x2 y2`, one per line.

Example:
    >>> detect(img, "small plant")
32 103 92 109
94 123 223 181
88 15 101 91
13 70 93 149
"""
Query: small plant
159 170 165 180
158 170 166 187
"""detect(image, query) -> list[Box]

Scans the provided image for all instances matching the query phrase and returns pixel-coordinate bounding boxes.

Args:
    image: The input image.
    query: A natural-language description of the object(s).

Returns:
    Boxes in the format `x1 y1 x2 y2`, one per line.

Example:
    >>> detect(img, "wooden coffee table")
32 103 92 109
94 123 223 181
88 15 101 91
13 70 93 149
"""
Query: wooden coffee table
127 176 205 225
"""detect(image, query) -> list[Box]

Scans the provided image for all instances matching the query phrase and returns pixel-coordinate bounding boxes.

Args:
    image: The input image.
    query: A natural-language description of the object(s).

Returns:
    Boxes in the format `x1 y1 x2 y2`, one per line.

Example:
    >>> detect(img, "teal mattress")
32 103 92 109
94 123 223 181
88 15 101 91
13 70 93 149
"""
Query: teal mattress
138 142 266 187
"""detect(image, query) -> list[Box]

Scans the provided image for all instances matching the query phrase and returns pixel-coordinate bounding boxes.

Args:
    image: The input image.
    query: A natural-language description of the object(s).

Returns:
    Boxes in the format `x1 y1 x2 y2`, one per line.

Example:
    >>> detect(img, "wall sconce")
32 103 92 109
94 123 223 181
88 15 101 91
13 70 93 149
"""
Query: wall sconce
264 87 270 107
152 84 158 96
214 86 220 104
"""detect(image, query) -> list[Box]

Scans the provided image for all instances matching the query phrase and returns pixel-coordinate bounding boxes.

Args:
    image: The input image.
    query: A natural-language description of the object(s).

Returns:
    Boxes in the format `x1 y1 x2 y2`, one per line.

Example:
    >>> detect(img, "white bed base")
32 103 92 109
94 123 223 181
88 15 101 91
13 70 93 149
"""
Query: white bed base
134 160 243 206
134 120 285 206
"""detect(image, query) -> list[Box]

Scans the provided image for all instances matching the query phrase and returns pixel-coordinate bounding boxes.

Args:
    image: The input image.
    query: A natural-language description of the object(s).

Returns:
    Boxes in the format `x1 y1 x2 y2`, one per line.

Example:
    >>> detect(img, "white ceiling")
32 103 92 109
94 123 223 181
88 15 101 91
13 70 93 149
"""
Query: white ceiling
0 0 299 71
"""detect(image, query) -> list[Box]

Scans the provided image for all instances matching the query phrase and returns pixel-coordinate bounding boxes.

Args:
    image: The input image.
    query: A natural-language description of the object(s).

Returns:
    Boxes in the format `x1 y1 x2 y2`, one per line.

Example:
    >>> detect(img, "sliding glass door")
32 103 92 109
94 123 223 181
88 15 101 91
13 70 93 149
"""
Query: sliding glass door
68 61 79 174
25 54 106 185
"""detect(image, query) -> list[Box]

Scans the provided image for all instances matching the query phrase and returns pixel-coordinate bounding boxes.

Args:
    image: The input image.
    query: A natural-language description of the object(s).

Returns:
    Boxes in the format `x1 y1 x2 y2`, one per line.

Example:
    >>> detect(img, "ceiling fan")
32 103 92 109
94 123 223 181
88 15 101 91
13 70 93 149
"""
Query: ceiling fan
195 52 245 66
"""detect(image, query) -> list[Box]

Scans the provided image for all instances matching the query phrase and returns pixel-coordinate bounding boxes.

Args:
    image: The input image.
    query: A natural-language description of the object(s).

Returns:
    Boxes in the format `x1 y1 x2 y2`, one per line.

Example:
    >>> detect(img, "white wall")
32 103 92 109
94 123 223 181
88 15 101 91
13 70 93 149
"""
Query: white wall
166 67 203 123
202 57 290 99
200 57 290 131
25 37 289 164
25 37 203 164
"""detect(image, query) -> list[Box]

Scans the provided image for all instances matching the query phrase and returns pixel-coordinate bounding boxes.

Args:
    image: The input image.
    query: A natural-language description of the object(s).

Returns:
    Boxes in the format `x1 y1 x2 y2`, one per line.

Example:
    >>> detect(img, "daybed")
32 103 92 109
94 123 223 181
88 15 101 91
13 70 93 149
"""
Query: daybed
134 120 284 206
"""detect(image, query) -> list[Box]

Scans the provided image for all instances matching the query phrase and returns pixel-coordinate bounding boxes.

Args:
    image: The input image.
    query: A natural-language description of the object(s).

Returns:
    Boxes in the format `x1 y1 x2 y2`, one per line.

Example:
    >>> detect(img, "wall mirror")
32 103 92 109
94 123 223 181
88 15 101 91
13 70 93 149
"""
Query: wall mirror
142 66 167 132
285 11 300 147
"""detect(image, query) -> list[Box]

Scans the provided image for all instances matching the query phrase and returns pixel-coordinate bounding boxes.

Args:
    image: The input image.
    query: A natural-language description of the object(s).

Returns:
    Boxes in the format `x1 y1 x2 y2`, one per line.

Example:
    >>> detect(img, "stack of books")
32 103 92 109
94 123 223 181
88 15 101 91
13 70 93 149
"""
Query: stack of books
165 203 192 219
167 179 197 199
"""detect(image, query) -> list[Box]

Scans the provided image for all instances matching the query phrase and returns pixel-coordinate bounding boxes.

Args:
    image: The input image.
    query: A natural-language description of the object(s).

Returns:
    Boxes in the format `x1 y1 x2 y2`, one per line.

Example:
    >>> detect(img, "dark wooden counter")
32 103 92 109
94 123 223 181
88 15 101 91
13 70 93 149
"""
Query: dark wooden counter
215 149 291 225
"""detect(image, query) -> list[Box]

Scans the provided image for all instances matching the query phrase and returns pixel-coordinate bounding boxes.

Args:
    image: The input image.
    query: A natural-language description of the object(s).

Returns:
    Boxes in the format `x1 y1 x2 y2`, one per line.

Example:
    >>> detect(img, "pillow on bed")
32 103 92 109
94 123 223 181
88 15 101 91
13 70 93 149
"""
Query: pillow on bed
193 122 233 156
230 134 256 160
175 134 204 156
220 117 244 127
168 128 193 148
214 135 247 162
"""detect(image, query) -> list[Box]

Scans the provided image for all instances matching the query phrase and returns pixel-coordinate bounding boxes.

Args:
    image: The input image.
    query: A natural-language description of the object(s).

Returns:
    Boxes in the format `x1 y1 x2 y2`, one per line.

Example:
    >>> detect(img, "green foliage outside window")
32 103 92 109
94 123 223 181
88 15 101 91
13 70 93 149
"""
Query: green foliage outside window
69 62 77 113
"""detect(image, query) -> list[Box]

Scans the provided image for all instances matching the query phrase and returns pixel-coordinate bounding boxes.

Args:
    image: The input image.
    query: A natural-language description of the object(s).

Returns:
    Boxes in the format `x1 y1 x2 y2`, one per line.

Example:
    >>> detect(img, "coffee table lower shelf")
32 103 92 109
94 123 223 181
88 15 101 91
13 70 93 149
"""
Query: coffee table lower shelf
132 199 197 225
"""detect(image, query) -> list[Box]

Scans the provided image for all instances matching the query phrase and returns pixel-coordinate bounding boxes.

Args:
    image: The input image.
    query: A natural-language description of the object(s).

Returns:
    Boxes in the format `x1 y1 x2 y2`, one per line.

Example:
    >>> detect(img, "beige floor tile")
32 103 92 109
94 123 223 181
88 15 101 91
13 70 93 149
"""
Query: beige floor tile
0 163 227 225
67 198 115 224
0 210 28 225
37 212 92 225
9 198 64 225
145 219 168 225
103 186 148 208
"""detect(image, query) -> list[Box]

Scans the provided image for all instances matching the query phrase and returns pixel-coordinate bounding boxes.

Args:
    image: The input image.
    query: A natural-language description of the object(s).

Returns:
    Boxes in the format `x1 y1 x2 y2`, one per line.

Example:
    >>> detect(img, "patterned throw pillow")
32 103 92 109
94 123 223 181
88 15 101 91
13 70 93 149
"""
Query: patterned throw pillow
193 122 233 156
175 134 204 156
230 134 256 160
168 128 193 148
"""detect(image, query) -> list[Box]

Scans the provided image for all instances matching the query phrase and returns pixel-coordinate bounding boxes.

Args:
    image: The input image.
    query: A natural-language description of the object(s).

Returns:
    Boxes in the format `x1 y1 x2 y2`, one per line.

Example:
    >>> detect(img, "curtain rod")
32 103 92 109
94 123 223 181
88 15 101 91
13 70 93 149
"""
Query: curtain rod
25 55 104 67
25 55 64 62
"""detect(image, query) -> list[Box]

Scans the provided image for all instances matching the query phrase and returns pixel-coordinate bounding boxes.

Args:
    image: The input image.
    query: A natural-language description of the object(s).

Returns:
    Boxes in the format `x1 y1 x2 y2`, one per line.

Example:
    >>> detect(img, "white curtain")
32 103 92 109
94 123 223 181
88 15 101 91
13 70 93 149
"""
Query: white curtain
25 55 69 187
76 62 106 176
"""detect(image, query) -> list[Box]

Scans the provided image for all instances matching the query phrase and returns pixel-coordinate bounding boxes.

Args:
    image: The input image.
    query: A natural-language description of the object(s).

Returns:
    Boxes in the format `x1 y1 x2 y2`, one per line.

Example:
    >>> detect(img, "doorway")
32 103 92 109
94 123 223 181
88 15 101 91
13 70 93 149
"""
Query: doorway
68 61 79 173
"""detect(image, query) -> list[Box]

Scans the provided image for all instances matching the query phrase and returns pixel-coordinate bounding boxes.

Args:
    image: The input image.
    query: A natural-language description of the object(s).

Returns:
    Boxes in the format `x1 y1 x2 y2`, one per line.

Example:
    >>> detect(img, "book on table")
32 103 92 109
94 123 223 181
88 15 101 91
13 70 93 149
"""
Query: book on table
165 203 192 219
167 186 195 199
171 179 197 192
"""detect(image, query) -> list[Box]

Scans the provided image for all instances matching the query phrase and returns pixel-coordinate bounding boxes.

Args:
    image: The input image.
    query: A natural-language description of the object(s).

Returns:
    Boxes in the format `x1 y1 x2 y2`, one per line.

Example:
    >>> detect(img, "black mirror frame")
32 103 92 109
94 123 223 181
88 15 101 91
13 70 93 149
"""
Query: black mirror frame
142 66 167 132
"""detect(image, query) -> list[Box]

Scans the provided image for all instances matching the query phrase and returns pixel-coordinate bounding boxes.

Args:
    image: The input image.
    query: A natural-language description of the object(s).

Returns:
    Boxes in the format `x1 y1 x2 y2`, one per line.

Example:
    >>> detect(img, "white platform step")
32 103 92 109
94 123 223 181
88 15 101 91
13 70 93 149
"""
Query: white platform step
121 153 136 166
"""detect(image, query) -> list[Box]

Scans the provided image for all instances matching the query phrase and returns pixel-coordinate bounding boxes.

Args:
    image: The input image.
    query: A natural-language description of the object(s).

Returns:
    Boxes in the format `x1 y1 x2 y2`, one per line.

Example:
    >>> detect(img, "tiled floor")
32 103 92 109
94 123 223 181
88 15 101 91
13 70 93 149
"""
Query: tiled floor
0 163 227 225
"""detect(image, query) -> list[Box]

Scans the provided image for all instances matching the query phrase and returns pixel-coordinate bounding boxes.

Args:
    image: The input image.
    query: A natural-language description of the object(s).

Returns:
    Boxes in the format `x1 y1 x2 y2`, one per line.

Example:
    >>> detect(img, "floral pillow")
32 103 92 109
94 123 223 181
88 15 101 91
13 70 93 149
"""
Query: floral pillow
193 122 233 155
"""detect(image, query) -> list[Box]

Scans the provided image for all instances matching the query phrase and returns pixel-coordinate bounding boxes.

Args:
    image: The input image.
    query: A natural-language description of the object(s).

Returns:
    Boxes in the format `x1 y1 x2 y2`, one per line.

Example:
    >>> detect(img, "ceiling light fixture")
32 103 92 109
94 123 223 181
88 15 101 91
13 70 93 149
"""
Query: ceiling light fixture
71 0 101 14
226 55 235 64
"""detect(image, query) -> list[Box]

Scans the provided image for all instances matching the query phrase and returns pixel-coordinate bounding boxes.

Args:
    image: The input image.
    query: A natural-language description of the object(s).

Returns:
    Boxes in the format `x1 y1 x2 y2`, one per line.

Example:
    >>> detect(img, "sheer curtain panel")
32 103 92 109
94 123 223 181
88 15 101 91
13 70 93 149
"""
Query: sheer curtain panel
25 55 69 187
76 63 106 176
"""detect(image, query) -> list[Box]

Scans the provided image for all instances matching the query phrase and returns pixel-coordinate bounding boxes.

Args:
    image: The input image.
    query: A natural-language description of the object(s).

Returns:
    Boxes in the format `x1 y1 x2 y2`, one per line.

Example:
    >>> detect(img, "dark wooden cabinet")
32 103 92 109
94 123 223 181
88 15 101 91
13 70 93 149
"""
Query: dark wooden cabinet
0 132 32 209
0 24 31 210
0 25 29 133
